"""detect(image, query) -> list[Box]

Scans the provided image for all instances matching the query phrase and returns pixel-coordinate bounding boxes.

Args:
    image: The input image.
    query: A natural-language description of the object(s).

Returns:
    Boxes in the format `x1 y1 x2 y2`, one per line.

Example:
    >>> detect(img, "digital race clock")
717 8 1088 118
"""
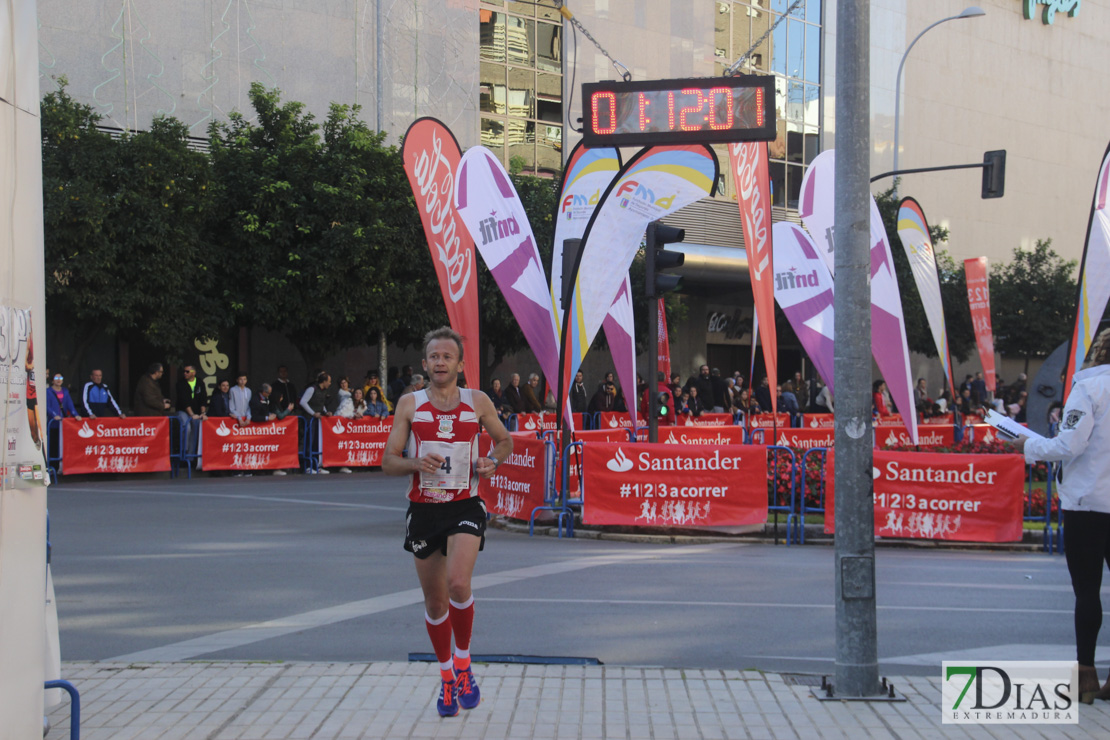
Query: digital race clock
581 75 776 148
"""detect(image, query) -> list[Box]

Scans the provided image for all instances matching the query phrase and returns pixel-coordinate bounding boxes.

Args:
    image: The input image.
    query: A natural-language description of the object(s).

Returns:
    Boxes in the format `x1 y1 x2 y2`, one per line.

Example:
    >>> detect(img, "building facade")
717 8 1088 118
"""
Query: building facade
36 0 1110 391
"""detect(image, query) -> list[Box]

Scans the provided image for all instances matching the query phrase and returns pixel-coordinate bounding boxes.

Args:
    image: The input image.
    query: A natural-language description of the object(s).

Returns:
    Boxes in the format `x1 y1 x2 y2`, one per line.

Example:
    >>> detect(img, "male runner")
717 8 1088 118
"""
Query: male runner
382 327 512 717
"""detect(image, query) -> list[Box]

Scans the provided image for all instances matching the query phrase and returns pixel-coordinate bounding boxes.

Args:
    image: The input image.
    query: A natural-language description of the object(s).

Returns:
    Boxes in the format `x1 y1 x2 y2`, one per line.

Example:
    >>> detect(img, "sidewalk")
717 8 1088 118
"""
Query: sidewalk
46 661 1110 740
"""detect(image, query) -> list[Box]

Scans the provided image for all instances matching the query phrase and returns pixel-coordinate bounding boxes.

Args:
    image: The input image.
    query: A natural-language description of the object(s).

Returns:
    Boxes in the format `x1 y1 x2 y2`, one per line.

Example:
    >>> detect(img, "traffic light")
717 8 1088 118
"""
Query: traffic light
645 221 686 298
655 390 672 418
982 150 1006 199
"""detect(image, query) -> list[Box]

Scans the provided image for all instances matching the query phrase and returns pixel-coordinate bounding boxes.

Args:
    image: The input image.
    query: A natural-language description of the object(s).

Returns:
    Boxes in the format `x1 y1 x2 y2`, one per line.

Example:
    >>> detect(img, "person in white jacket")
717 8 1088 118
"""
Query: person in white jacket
1017 327 1110 703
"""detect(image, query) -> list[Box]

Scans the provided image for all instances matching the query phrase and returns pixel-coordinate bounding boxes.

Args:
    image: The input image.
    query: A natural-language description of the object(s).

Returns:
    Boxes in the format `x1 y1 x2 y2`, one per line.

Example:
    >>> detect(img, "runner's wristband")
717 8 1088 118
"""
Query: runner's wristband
487 456 501 469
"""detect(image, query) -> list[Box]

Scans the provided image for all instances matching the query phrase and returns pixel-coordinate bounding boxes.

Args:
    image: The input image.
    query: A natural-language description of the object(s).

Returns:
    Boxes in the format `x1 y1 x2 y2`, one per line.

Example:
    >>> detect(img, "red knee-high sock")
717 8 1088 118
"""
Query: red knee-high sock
425 611 455 682
449 596 475 671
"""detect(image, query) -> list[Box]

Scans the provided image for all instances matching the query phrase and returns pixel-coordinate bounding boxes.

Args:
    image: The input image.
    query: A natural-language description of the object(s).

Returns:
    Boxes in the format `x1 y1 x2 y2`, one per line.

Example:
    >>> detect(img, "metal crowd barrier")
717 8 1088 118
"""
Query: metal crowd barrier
44 680 81 740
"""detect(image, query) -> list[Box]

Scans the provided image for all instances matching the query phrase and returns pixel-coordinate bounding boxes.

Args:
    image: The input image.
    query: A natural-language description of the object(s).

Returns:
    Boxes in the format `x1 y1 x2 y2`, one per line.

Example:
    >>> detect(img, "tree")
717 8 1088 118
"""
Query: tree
875 185 977 364
990 239 1077 372
207 85 430 371
41 82 221 378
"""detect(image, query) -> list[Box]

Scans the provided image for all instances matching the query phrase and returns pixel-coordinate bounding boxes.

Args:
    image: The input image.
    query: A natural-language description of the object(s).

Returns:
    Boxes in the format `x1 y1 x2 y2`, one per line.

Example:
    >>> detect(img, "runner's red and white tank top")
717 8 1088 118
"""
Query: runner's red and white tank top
405 388 482 504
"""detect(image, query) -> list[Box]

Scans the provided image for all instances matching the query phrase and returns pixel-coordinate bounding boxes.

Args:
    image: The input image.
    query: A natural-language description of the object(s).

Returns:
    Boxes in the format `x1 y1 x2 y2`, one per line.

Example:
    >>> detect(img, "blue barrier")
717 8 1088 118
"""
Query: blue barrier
767 445 800 545
797 447 829 545
506 413 519 432
46 417 62 482
529 439 570 537
45 679 81 740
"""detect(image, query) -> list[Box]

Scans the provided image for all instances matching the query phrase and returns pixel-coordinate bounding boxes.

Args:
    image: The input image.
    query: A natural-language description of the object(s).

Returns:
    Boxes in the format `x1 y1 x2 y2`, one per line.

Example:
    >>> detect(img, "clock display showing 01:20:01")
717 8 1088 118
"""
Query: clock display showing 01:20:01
581 76 776 147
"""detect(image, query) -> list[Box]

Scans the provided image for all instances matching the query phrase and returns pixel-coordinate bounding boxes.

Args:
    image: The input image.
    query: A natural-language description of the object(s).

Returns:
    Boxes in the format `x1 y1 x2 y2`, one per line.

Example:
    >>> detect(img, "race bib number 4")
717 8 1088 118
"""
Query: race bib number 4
418 440 472 489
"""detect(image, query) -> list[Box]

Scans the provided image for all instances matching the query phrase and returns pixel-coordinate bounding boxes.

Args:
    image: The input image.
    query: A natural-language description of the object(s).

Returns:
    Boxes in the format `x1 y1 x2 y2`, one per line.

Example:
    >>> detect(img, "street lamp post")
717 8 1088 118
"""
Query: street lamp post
893 6 986 193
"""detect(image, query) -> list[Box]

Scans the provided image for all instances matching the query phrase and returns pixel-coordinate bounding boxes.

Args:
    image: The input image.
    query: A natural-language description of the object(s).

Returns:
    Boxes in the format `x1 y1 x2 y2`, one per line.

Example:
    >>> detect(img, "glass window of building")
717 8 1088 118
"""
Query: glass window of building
481 1 563 177
714 0 821 210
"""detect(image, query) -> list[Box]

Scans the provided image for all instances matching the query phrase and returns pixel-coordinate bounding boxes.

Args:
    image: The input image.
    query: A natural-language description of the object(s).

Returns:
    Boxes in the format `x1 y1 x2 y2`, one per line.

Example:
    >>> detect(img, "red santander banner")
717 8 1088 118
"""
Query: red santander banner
201 417 299 471
320 416 392 467
874 413 906 427
804 413 835 428
582 442 767 526
660 426 746 445
964 256 997 390
677 413 733 427
825 449 1024 542
62 417 170 474
876 423 955 449
748 413 792 429
402 118 481 388
599 411 635 430
729 142 777 416
766 426 835 450
479 433 547 520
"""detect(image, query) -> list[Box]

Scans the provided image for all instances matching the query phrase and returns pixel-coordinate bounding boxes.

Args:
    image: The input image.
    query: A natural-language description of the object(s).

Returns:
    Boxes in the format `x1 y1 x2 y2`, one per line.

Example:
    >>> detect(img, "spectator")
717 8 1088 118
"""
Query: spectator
336 376 353 416
872 379 891 417
503 373 525 414
815 383 833 414
365 387 389 419
668 373 683 401
971 371 989 406
597 371 615 393
710 368 729 413
300 373 332 419
588 381 617 413
46 373 80 420
684 385 705 417
272 365 298 413
740 388 762 416
613 384 629 413
754 376 773 414
209 379 232 417
82 368 125 418
250 383 284 422
133 363 171 416
957 387 974 416
338 384 364 418
229 372 252 427
175 365 209 456
1014 390 1028 423
685 365 713 404
362 370 393 412
780 380 801 417
569 371 589 414
914 377 931 415
636 374 648 404
401 373 425 398
488 378 507 418
389 365 413 404
520 373 543 413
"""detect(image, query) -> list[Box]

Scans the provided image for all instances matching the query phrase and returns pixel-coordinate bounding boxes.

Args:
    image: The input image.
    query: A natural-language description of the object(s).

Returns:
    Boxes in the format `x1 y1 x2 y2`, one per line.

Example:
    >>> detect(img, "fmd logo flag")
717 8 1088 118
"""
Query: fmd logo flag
942 661 1077 724
1064 141 1110 399
898 197 954 393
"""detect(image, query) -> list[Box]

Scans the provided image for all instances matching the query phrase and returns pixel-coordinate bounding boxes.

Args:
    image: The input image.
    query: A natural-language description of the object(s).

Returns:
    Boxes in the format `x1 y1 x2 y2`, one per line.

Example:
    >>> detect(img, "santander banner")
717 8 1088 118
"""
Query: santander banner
772 222 836 393
748 413 792 428
876 423 956 449
201 417 299 471
965 257 997 390
479 433 547 521
62 417 170 474
677 413 734 427
514 413 588 434
454 147 560 385
582 442 767 526
599 411 635 430
824 450 1024 542
320 416 392 468
767 427 835 450
804 413 835 428
661 426 746 445
729 142 777 414
401 118 481 387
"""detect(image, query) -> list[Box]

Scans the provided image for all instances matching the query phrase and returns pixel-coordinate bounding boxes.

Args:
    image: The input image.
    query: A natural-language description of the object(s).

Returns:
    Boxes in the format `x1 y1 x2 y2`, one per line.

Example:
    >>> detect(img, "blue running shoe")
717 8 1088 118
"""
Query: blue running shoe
437 677 459 717
456 667 481 709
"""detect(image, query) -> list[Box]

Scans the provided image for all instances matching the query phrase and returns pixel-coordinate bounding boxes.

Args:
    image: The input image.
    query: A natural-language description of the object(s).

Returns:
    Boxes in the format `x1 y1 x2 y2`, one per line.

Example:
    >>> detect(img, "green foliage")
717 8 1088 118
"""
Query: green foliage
207 84 431 367
41 81 222 373
990 239 1077 366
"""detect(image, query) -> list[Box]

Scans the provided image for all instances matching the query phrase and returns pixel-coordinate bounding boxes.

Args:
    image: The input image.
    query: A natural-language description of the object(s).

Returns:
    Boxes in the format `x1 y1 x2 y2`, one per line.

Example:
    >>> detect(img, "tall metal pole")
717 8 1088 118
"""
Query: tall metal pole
646 224 660 444
833 0 880 698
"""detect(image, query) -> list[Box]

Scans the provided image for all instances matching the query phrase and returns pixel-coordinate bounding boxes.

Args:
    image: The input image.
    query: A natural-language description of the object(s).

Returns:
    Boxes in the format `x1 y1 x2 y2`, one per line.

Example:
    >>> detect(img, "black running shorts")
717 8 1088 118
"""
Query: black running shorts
404 496 488 559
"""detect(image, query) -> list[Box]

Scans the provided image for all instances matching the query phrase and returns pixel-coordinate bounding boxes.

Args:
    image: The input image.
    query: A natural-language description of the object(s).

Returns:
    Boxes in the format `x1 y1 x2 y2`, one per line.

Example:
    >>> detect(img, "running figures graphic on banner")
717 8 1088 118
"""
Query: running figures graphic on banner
0 303 47 488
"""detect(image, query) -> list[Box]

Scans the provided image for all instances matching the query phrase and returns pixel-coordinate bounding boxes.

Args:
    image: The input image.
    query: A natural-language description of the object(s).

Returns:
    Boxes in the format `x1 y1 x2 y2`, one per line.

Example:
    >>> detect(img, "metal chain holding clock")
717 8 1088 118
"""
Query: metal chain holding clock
555 1 633 82
724 0 806 77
